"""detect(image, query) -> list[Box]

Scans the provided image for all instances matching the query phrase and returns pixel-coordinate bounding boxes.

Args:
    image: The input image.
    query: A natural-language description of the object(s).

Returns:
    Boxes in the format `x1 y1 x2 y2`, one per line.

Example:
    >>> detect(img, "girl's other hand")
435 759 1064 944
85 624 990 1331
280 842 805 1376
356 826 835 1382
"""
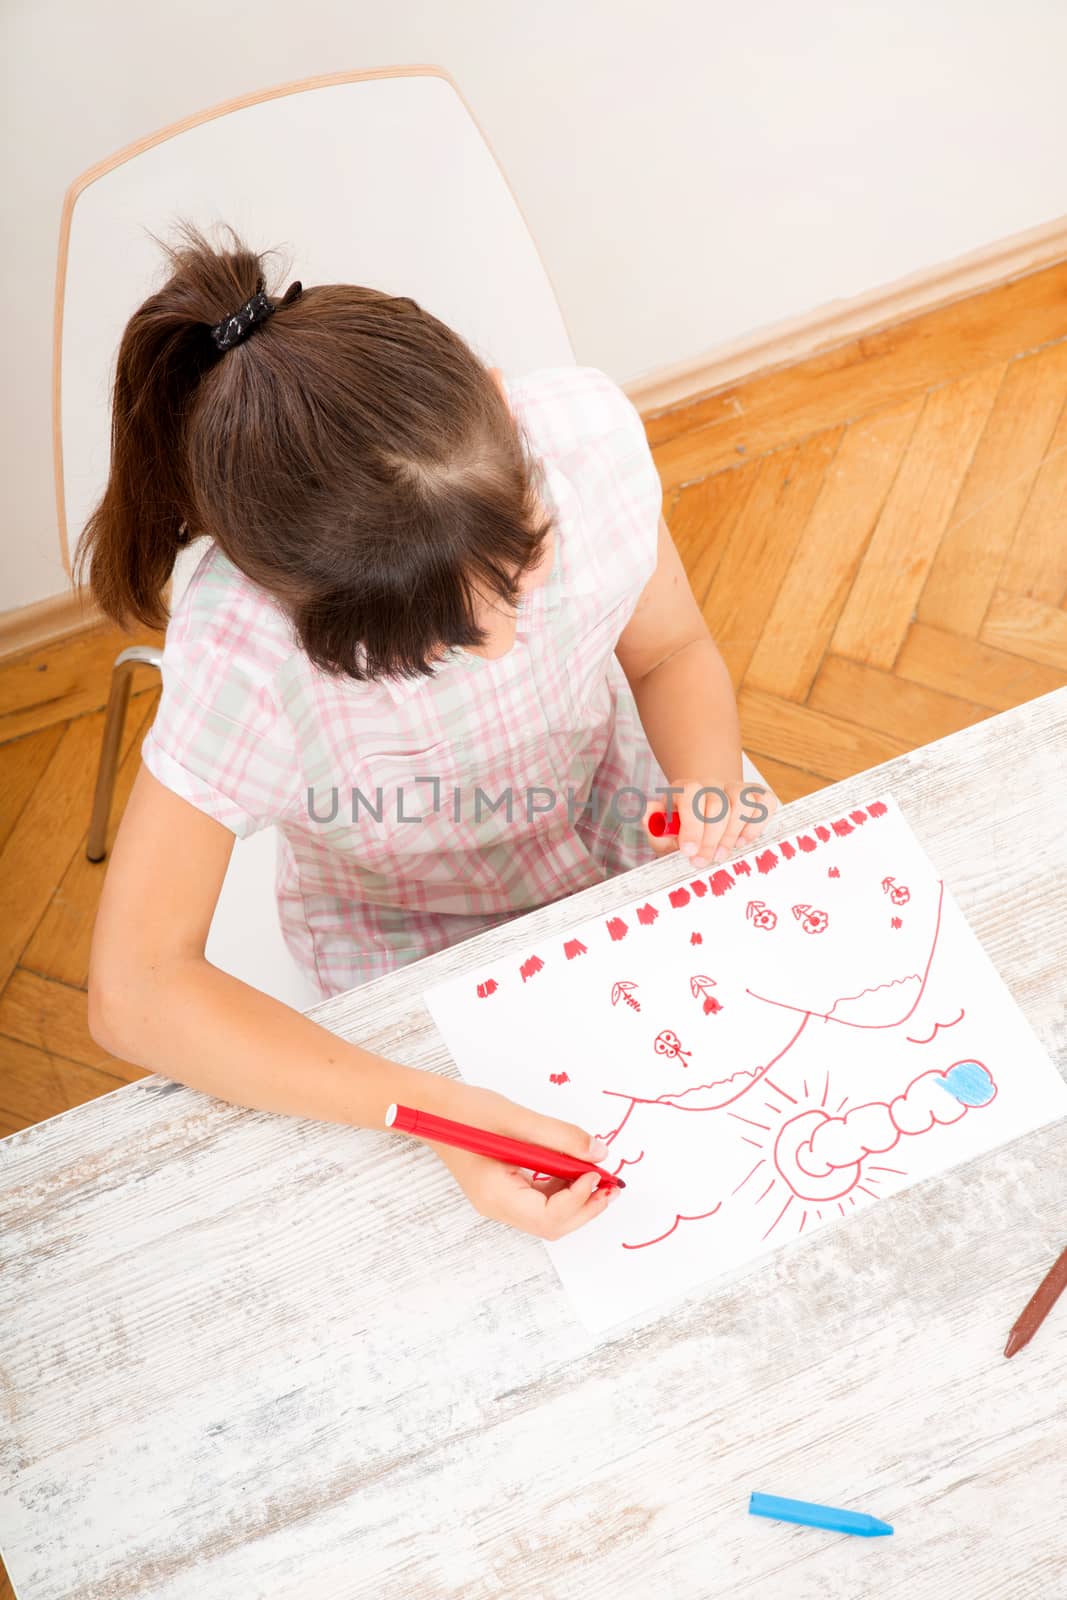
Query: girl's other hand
647 778 778 869
427 1087 619 1240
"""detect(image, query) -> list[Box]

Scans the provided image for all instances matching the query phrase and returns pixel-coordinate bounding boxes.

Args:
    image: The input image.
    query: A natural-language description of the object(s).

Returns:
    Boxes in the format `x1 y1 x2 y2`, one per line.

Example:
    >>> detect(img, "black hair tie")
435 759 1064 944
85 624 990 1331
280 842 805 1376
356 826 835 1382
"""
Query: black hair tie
210 279 302 352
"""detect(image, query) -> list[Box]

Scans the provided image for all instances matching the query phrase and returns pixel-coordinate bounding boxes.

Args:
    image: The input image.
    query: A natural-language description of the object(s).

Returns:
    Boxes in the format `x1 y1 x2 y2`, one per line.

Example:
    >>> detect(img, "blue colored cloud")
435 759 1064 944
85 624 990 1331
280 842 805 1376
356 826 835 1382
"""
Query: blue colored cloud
937 1060 996 1107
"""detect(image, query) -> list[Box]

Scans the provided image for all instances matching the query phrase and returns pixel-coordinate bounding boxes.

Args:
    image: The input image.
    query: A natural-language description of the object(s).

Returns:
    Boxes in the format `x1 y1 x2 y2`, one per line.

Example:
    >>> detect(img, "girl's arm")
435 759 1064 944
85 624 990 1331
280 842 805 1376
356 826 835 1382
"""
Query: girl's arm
615 514 776 864
88 767 614 1239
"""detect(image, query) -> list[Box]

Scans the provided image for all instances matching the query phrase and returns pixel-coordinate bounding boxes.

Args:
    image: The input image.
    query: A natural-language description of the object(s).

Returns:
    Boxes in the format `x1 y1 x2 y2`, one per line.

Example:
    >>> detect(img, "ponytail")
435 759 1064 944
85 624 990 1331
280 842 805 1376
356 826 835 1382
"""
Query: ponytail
74 223 555 679
75 225 269 628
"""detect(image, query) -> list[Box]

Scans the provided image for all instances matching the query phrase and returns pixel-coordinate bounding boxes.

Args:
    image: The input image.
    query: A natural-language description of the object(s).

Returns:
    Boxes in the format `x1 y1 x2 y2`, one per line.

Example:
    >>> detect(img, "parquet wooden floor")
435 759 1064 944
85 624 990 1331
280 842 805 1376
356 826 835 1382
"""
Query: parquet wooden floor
2 262 1066 1149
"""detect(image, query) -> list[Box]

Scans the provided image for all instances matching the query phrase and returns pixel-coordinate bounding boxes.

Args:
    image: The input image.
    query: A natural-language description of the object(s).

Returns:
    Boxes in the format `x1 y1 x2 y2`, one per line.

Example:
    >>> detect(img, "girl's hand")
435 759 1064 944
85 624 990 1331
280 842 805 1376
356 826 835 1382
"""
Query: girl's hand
426 1086 619 1240
647 777 778 869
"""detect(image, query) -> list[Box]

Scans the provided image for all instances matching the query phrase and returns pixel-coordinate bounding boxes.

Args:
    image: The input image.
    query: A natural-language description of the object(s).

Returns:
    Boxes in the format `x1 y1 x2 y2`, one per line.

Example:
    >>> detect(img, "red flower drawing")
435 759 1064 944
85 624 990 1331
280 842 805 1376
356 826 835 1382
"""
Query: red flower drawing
746 899 778 931
792 904 829 935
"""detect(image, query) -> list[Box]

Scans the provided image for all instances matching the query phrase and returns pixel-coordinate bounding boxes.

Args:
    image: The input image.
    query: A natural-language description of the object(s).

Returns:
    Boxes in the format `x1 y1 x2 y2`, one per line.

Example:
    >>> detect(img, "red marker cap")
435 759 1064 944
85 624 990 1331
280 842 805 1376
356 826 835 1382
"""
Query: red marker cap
648 809 681 838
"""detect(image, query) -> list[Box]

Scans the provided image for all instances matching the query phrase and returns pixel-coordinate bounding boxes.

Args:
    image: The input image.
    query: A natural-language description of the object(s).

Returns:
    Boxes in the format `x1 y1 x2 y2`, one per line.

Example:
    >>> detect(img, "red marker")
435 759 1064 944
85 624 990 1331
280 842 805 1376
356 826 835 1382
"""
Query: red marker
648 809 681 838
385 1103 625 1188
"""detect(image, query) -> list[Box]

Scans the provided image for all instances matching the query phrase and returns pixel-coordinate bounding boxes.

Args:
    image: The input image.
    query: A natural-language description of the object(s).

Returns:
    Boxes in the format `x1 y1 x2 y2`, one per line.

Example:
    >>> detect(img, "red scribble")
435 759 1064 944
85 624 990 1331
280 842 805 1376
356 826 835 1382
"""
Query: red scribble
906 1008 965 1045
636 902 659 926
828 866 840 878
606 916 628 941
621 1201 722 1251
831 819 853 837
611 1148 645 1178
549 1071 570 1085
519 955 544 982
733 859 752 877
797 834 817 853
563 939 586 960
690 932 703 945
601 1012 810 1115
792 903 829 934
690 878 707 898
732 1157 766 1194
815 825 831 842
709 870 735 896
761 1194 794 1241
476 979 498 998
756 849 779 874
594 1097 637 1147
747 899 778 931
890 916 902 929
780 840 796 860
610 980 641 1012
850 810 868 825
668 887 690 909
868 801 888 818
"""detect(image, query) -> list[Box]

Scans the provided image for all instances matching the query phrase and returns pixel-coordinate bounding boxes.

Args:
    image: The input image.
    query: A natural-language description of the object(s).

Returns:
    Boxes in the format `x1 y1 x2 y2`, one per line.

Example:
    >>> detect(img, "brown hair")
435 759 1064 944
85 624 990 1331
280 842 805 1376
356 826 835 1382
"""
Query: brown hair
75 224 555 679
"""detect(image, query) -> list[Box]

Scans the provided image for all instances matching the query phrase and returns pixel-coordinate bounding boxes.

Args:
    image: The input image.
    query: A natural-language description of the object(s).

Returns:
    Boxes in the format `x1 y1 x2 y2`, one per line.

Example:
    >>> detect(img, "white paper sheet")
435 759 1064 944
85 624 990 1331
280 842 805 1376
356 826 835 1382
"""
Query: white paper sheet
423 796 1067 1333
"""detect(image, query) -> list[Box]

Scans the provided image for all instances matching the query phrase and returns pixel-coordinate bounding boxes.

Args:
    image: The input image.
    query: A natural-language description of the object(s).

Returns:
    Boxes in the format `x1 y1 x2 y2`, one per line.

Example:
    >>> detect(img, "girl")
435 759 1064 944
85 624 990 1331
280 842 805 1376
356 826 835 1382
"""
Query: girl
83 228 776 1243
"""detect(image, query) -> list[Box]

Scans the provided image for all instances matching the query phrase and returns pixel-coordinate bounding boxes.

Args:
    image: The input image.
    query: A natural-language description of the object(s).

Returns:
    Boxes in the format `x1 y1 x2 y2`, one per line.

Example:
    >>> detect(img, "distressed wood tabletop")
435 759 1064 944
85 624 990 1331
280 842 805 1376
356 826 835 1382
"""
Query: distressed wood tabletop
2 690 1066 1600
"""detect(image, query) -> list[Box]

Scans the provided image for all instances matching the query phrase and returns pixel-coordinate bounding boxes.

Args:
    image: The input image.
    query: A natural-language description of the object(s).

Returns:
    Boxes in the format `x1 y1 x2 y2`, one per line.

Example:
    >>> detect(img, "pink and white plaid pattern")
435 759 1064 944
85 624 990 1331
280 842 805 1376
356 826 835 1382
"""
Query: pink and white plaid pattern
142 366 669 999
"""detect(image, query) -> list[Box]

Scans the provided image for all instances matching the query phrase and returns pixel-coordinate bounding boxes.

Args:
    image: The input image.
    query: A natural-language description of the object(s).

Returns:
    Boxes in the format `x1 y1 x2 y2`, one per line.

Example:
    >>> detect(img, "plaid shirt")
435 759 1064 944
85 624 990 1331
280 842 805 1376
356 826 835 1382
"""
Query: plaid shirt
142 366 668 999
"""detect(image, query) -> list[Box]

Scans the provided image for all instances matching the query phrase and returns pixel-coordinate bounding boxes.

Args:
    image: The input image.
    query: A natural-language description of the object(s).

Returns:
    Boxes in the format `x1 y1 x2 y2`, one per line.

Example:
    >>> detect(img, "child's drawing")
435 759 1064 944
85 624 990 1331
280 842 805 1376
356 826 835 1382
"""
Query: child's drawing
424 796 1067 1333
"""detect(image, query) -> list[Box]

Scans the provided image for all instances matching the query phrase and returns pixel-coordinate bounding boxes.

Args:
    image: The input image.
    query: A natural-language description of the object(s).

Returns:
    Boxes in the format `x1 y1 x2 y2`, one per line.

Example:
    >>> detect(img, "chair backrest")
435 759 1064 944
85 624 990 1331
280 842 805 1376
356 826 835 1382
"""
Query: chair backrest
57 65 577 586
57 68 576 1008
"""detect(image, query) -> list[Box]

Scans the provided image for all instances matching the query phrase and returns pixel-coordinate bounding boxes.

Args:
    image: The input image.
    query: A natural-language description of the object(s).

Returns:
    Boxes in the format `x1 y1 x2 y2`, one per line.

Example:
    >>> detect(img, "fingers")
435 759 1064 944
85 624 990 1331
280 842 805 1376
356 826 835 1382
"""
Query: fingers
521 1110 608 1165
542 1170 618 1238
651 780 781 869
529 1174 570 1197
502 1169 618 1239
735 787 778 852
676 781 731 870
711 794 751 862
713 784 778 860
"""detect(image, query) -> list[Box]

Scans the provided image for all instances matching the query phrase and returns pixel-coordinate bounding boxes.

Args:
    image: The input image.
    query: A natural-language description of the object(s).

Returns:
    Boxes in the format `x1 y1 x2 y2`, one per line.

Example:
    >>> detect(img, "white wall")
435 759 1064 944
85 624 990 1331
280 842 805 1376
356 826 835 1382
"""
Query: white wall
4 0 1066 612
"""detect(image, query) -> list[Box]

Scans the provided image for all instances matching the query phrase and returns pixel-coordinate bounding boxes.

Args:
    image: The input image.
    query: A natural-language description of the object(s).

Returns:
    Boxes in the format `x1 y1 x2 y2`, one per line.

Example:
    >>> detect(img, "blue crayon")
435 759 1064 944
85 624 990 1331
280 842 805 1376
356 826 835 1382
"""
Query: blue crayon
749 1492 894 1537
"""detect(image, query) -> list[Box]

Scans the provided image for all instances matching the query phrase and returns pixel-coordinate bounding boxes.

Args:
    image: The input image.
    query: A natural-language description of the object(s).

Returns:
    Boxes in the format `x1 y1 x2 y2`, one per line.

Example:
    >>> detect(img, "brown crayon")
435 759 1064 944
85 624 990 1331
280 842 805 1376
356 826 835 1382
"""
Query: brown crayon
1004 1245 1067 1359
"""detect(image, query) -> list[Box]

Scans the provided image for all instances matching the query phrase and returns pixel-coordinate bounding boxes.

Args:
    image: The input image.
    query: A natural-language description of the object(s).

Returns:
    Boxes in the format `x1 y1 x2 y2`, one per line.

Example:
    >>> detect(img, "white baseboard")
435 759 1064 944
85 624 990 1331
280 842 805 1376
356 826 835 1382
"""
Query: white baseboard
0 588 103 661
623 212 1067 416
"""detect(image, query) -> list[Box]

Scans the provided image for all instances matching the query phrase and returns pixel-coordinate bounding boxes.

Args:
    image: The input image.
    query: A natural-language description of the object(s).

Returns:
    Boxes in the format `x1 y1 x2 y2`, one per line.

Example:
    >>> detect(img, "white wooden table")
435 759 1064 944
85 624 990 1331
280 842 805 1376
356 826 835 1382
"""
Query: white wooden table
2 691 1065 1600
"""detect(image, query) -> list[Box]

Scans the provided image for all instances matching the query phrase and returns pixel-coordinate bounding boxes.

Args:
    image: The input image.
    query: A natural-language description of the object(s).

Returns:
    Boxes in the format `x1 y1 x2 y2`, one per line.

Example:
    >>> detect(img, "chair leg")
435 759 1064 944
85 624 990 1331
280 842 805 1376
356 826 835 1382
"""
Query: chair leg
86 646 163 863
